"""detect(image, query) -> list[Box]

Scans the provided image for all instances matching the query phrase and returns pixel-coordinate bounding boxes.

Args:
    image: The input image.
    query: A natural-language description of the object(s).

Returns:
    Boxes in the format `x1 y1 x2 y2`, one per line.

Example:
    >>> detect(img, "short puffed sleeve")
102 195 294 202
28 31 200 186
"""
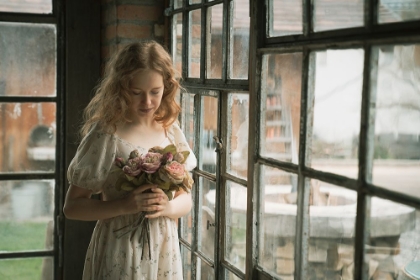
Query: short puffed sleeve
67 124 117 193
169 123 197 171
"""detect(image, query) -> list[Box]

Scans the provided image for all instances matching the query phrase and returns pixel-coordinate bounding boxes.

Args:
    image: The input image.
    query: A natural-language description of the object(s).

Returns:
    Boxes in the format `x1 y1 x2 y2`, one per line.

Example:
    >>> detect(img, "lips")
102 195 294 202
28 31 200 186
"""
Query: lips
139 108 153 113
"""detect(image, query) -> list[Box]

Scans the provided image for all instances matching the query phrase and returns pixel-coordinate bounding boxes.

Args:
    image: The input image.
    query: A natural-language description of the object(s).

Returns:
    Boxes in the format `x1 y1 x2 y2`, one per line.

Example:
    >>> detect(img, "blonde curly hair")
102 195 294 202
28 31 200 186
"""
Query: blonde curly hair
81 41 181 137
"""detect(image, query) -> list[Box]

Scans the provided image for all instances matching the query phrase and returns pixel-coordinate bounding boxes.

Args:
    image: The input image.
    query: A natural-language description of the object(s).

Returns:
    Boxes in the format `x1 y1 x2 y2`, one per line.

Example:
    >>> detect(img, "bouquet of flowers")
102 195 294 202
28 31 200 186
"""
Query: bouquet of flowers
112 144 194 259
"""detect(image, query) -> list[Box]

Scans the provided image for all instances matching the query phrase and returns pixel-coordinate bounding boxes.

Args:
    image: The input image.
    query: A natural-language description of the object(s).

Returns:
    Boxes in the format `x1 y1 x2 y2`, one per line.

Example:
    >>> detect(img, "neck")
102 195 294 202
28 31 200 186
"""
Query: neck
127 115 157 128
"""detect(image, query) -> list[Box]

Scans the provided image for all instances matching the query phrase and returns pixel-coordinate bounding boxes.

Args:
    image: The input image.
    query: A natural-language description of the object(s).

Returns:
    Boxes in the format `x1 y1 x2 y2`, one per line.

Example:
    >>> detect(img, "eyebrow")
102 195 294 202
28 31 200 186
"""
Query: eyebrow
131 86 163 91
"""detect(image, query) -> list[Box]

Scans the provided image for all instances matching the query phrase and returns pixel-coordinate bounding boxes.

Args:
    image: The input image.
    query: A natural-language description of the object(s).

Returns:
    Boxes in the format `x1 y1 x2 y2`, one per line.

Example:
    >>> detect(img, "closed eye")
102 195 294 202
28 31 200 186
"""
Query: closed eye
130 88 162 95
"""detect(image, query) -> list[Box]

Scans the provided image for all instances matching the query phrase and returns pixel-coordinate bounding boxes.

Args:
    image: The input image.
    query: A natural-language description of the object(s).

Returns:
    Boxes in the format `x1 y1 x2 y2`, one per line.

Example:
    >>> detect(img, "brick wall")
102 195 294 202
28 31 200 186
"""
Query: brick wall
100 0 167 69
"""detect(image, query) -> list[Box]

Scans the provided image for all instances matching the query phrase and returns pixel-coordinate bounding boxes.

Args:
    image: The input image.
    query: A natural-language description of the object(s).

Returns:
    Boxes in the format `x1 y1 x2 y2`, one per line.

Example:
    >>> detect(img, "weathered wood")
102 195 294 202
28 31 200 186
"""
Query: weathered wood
63 1 101 279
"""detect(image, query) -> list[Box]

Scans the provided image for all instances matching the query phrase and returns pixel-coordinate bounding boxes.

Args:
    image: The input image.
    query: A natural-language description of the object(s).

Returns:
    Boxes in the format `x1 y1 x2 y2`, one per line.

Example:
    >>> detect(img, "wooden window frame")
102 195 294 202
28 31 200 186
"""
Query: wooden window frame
168 0 420 279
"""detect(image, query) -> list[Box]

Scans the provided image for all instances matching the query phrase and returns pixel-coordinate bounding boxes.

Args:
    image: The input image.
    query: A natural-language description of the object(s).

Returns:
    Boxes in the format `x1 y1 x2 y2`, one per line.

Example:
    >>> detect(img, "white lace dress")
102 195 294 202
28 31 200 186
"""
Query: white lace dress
67 123 197 280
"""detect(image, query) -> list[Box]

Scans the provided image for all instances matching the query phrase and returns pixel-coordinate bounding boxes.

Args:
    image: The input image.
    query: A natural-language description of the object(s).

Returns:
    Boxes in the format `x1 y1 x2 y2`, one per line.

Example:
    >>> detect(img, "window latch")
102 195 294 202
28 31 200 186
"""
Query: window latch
213 136 223 154
207 220 216 230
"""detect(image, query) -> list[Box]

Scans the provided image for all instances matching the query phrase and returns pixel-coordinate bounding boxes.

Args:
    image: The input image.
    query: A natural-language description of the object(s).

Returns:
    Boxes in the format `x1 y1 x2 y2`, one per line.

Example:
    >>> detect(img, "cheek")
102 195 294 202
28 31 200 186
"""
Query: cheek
155 93 164 103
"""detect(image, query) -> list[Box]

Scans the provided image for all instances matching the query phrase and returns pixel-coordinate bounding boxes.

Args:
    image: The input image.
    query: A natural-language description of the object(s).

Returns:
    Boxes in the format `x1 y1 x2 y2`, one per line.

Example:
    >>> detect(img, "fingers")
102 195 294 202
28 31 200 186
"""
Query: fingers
130 188 166 212
145 189 169 218
132 184 156 194
124 185 171 217
142 195 164 207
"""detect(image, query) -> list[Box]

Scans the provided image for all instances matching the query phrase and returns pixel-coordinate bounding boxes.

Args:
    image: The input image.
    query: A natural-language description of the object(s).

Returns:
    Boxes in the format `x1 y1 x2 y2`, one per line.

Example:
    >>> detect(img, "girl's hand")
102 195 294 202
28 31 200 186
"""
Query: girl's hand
144 187 171 219
121 184 165 215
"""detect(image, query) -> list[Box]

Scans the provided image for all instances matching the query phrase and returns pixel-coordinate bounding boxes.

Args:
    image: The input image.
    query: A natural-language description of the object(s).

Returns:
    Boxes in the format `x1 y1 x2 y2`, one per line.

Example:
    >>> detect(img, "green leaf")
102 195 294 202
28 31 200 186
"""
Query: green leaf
125 174 135 181
132 173 146 186
158 181 171 190
162 144 177 155
115 174 127 191
145 173 155 184
180 151 190 163
110 167 122 174
168 184 179 192
166 191 173 201
153 176 165 185
121 182 135 191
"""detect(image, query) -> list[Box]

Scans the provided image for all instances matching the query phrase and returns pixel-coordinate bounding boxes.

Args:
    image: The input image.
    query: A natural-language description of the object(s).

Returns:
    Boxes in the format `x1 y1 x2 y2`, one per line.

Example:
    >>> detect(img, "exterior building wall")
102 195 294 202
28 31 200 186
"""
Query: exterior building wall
101 0 167 69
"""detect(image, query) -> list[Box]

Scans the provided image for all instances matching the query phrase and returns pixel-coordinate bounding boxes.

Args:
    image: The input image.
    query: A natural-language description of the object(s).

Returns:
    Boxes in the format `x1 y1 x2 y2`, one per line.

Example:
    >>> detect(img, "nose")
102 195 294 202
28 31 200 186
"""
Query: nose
141 93 152 105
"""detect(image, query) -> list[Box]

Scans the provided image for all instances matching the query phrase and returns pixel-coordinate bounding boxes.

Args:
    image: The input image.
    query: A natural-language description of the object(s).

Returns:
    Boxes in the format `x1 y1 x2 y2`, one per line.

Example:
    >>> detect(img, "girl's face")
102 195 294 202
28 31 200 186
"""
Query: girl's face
128 69 164 121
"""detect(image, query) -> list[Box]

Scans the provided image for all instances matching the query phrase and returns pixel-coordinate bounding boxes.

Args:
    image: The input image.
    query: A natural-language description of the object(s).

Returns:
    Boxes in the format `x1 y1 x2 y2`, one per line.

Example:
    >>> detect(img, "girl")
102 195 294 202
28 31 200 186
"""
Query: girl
63 41 197 280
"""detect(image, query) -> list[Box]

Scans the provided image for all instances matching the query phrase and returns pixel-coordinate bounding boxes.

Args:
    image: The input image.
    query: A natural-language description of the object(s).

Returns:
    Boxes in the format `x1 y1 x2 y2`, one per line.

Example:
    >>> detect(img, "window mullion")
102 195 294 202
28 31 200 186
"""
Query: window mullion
216 92 228 279
191 93 202 280
353 44 378 280
222 0 230 81
364 0 378 30
294 48 313 280
302 0 313 36
201 5 207 81
182 7 188 80
245 1 264 279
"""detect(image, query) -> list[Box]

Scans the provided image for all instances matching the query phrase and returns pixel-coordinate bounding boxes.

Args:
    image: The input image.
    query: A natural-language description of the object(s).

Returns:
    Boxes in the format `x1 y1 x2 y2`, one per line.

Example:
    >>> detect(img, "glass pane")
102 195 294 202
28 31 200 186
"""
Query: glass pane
0 103 56 173
227 271 242 280
231 0 250 79
228 93 249 180
313 0 364 31
180 185 195 244
181 93 196 152
0 257 53 280
366 198 418 280
268 0 302 36
181 245 192 280
259 165 297 278
200 95 218 174
226 181 247 272
379 0 420 23
309 49 364 178
175 0 183 9
0 22 56 97
200 177 216 259
172 13 183 77
373 44 420 199
190 0 201 3
179 91 194 244
0 180 54 252
261 53 302 164
0 0 52 14
199 258 214 280
207 4 223 79
308 179 357 280
189 9 201 78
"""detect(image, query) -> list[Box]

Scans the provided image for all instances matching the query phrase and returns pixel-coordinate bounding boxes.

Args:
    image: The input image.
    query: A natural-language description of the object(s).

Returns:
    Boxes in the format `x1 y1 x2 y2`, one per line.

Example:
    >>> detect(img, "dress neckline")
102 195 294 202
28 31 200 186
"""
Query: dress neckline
113 134 171 151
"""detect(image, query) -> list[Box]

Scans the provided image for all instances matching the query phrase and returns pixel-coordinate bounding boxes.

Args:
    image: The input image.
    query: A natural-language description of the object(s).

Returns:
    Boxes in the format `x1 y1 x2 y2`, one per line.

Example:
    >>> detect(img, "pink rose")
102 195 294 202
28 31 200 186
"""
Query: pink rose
139 152 163 173
163 152 173 163
149 146 164 153
173 152 184 163
129 149 140 159
114 157 126 168
159 161 185 184
122 157 142 176
182 171 194 190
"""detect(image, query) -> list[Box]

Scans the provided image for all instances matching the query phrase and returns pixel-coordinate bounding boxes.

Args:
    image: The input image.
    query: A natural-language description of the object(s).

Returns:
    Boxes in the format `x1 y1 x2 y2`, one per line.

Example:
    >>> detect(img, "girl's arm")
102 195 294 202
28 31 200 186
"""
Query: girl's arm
63 184 164 221
146 189 192 220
